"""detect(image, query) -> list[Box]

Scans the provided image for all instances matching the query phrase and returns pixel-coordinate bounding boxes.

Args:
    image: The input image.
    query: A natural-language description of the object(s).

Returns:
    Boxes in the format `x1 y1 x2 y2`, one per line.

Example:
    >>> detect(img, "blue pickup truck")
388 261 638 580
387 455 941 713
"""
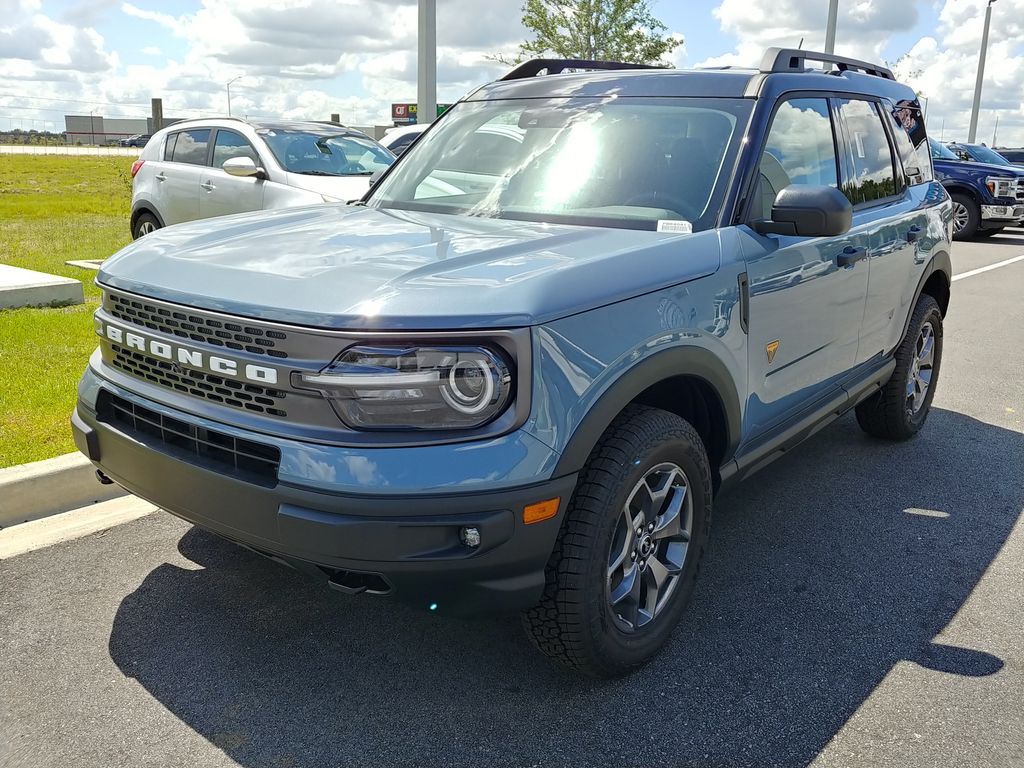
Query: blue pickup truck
930 138 1024 239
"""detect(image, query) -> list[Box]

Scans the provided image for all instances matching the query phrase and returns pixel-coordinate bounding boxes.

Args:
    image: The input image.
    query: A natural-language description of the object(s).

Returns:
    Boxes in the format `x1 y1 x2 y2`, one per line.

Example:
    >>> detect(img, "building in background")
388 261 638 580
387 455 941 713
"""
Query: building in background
63 115 184 145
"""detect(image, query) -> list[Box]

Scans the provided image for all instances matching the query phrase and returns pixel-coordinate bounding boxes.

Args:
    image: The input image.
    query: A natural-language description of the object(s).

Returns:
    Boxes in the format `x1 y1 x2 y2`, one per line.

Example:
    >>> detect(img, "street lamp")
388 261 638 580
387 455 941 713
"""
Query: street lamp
226 76 244 117
968 0 997 143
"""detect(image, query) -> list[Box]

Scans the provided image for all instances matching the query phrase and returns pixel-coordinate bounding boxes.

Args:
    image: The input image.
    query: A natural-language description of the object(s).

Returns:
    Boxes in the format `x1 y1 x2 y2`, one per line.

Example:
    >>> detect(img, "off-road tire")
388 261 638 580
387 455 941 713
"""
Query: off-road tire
855 294 943 440
522 405 712 677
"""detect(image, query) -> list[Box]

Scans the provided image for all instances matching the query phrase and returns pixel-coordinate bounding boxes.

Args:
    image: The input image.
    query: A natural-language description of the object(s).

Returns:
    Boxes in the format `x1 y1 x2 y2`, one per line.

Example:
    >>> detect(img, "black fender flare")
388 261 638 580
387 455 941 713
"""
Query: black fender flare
551 345 742 478
898 251 952 346
130 201 165 230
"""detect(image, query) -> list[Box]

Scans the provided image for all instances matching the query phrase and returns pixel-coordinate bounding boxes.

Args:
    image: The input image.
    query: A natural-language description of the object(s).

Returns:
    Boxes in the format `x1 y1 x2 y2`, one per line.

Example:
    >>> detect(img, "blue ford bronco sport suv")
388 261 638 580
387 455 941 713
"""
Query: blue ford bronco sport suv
74 49 953 677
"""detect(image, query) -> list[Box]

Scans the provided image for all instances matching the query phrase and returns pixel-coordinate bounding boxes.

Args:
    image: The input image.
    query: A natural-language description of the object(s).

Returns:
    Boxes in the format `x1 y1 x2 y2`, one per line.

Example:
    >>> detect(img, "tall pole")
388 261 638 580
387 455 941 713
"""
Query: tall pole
226 76 243 117
417 0 437 125
824 0 839 54
968 0 996 143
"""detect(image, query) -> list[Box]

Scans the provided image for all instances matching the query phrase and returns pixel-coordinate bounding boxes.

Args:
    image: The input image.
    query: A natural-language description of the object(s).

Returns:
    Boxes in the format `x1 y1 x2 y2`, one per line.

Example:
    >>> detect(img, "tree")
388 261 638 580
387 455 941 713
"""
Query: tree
500 0 682 66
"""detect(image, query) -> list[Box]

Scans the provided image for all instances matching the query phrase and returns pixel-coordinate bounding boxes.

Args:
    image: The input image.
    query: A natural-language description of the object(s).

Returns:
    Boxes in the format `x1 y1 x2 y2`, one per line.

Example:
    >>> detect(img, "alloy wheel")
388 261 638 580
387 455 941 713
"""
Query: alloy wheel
607 462 692 633
906 321 936 414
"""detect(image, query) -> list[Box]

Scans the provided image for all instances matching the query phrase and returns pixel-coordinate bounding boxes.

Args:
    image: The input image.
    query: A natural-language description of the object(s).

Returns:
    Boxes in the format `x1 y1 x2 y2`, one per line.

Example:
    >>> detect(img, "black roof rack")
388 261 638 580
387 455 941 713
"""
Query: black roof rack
761 47 895 80
500 58 660 81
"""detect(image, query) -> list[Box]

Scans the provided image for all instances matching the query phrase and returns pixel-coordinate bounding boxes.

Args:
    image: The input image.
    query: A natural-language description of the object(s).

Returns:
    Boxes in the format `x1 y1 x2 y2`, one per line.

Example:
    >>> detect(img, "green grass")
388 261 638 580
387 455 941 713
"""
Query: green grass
0 155 133 467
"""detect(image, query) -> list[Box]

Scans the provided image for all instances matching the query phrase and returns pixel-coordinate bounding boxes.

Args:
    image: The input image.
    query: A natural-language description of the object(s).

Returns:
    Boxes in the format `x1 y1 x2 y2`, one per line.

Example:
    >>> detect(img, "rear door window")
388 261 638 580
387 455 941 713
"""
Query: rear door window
163 133 178 161
169 129 211 166
836 99 899 205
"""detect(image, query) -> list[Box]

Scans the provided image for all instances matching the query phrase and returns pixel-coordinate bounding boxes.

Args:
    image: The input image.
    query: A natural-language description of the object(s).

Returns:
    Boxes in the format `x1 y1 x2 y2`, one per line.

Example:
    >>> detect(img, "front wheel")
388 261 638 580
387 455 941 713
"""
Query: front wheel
950 193 980 240
856 294 943 440
522 405 712 677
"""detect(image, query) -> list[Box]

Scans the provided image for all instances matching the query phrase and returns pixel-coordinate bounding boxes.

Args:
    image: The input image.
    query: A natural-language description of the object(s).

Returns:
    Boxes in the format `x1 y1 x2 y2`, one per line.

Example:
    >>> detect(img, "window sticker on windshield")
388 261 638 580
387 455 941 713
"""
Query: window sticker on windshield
657 220 693 234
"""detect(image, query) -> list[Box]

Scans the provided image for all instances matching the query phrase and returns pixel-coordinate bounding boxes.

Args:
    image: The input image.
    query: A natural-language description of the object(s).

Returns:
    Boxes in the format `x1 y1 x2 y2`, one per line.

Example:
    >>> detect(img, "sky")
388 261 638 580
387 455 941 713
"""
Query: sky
1 0 1023 145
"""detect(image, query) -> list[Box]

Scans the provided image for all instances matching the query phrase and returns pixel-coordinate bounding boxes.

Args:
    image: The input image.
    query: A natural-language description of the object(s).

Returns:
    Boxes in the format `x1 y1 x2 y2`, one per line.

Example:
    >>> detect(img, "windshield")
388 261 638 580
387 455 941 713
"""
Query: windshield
258 129 394 176
966 144 1012 166
930 138 959 161
368 97 753 231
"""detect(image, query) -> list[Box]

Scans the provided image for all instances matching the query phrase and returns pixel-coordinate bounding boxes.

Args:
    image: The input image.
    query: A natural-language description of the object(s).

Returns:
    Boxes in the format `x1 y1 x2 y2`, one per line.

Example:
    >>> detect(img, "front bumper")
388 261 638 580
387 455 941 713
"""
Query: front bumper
980 203 1024 223
72 383 576 616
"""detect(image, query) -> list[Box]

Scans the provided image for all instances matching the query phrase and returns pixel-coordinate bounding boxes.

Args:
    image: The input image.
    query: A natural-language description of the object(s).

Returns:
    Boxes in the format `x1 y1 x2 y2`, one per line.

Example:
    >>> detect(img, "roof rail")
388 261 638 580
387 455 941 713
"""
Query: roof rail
760 47 895 80
500 58 660 81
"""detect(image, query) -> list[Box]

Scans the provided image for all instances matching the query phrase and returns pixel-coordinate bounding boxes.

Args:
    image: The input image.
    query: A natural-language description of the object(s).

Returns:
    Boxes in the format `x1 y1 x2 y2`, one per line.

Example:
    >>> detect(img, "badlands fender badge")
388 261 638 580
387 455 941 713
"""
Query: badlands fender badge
766 340 780 365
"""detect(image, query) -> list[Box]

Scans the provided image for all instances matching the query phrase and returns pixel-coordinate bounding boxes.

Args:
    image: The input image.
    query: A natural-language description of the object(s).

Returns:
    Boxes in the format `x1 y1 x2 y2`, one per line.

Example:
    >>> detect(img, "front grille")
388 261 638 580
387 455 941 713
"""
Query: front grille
110 343 288 418
108 292 289 359
98 391 280 485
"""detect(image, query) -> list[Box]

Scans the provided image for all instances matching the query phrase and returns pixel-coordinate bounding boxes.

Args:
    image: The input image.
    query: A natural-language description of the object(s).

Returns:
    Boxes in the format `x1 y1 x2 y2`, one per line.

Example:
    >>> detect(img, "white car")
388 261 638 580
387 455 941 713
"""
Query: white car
129 118 395 239
380 124 428 155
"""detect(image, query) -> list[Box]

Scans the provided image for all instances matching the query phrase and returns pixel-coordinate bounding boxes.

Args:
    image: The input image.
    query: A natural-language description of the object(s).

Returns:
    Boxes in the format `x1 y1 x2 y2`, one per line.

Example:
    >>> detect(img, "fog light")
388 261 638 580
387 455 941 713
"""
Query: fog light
460 526 481 548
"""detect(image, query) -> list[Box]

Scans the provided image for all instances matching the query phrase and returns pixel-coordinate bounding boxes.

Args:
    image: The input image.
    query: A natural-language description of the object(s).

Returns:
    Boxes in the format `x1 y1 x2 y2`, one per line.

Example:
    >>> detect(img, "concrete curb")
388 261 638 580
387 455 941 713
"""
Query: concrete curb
0 453 127 529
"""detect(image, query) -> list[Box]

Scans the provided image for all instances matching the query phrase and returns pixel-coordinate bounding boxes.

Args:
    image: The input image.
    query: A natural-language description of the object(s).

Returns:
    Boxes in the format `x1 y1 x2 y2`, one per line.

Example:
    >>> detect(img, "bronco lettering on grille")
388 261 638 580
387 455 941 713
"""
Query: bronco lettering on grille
102 323 279 385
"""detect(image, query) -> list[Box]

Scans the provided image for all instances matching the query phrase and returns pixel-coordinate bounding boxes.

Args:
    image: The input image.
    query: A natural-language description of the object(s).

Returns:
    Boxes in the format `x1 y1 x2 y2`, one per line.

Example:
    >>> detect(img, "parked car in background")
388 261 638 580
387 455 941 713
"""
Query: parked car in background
995 147 1024 166
120 134 151 148
946 142 1016 167
129 118 395 239
380 124 427 155
930 138 1024 239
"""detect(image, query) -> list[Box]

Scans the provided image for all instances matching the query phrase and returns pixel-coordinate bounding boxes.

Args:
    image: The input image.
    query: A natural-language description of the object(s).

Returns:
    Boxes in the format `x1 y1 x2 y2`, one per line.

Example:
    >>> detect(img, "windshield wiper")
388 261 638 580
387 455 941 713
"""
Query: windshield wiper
295 170 342 176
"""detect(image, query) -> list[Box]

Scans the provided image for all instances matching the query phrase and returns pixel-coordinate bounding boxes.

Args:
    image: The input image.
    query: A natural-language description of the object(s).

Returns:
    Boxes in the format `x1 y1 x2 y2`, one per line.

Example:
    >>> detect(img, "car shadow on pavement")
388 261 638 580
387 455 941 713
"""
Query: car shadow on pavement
108 408 1022 768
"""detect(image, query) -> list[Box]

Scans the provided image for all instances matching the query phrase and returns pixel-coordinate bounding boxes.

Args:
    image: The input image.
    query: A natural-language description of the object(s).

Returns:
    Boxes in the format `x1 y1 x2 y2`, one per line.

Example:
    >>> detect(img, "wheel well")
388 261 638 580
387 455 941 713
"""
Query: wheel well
945 185 977 204
631 376 729 473
130 206 158 229
921 269 951 316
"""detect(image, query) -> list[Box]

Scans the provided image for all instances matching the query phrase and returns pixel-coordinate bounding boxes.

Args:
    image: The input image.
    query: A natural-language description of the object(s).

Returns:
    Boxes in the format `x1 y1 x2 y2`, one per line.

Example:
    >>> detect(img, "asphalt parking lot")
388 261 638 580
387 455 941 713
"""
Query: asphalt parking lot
2 233 1023 768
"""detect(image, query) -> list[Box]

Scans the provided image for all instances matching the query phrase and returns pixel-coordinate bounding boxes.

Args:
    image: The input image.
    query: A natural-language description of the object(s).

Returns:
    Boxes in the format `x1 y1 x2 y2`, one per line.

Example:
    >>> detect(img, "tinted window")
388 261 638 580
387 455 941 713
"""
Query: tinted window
756 98 838 219
837 100 898 205
1000 149 1024 163
884 106 927 184
170 129 211 166
389 134 417 155
212 130 258 168
163 133 177 161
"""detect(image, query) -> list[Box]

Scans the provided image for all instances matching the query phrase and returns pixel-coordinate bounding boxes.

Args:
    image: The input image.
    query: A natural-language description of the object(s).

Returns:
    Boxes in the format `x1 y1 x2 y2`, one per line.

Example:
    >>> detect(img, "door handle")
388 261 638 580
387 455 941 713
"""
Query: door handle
907 225 923 244
154 173 167 182
201 181 215 191
837 246 867 268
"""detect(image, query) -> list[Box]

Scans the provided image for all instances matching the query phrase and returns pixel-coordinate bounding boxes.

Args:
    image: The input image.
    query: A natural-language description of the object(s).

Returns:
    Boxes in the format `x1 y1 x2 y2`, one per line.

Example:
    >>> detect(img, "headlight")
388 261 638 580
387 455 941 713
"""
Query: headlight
296 345 514 430
986 177 1016 198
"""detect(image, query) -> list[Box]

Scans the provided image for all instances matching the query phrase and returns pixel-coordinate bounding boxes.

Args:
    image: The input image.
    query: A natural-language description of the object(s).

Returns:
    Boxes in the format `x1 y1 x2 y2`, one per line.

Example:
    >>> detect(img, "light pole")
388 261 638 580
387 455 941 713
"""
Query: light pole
968 0 996 143
824 0 839 55
89 109 97 145
417 0 436 125
226 76 244 117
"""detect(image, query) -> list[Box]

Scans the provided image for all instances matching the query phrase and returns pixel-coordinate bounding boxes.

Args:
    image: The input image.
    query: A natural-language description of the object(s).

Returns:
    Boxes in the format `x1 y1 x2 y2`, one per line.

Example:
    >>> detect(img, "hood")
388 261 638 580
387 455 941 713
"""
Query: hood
933 158 1024 178
283 172 373 201
98 205 721 330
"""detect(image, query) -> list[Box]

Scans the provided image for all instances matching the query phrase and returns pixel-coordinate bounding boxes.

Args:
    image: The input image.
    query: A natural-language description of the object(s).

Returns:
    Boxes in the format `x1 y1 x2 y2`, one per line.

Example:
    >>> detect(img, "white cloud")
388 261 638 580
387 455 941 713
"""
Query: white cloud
704 0 1024 145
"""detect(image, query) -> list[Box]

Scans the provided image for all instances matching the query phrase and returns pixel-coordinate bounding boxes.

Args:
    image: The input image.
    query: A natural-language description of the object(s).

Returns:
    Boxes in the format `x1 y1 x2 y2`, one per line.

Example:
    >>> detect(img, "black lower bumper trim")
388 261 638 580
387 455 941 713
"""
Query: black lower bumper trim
73 401 577 615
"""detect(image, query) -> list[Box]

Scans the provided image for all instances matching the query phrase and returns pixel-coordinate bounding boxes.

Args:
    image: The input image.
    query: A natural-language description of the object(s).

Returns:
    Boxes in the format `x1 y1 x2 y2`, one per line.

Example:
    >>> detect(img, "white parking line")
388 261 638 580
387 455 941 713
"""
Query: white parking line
953 254 1024 282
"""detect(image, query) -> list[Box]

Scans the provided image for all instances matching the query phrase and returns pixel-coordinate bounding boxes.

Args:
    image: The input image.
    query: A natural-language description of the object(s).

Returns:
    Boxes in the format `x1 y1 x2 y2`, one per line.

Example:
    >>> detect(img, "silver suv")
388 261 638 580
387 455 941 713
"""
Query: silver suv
129 118 395 239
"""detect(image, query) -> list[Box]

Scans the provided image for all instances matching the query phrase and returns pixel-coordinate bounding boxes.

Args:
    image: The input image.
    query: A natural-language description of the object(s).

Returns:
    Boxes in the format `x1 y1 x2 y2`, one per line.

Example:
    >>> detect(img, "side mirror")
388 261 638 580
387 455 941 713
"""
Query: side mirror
754 185 852 238
223 156 264 179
